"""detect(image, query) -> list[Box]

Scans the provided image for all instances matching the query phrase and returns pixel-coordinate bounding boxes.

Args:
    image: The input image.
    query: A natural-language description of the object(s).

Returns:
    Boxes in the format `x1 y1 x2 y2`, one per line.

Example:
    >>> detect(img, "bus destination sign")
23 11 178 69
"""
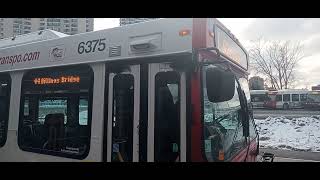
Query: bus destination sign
215 26 248 70
33 76 80 85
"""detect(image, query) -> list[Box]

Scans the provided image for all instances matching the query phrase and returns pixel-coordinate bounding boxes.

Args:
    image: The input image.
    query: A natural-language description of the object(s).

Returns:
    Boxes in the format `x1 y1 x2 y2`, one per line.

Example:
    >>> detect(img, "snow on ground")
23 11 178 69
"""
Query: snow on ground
255 115 320 152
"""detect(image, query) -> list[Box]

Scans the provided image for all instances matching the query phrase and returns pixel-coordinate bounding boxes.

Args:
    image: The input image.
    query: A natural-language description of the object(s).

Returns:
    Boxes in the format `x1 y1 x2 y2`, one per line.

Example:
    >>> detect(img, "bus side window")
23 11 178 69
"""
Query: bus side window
276 95 282 102
18 65 93 159
292 94 299 102
154 71 180 162
300 94 307 102
283 94 290 101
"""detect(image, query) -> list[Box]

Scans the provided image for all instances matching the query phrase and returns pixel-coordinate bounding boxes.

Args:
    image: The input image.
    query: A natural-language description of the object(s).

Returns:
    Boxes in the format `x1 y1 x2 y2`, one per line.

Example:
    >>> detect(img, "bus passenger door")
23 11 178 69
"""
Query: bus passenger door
147 63 186 162
105 65 140 162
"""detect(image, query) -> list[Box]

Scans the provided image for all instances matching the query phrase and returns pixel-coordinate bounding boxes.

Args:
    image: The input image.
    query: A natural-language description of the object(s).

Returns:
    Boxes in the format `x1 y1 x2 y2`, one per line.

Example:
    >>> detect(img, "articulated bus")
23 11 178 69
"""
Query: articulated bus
0 18 259 162
264 89 308 109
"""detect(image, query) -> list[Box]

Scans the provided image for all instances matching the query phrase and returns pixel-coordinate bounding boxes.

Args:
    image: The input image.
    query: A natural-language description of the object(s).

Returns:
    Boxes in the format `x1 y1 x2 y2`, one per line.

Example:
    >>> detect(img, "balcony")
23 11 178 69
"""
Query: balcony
47 23 60 27
13 29 22 34
14 21 22 24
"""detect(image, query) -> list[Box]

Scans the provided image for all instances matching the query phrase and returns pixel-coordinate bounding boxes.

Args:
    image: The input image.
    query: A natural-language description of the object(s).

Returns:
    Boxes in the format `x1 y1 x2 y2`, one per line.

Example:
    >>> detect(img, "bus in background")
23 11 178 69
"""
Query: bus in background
265 89 308 109
303 91 320 110
250 90 269 109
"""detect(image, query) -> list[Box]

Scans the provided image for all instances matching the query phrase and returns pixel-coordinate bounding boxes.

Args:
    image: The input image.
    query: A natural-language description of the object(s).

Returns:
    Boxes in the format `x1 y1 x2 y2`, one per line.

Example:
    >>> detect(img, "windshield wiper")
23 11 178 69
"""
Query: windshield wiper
215 114 230 123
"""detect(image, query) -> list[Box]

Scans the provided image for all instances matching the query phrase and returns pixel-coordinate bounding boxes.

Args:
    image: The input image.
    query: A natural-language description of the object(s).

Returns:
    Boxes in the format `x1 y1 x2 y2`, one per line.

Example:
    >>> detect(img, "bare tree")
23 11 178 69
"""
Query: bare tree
249 39 304 90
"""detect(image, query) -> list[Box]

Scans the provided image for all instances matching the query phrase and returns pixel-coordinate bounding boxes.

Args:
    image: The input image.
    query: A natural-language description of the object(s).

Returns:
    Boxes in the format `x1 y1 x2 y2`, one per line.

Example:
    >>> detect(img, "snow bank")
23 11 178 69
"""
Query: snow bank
256 115 320 152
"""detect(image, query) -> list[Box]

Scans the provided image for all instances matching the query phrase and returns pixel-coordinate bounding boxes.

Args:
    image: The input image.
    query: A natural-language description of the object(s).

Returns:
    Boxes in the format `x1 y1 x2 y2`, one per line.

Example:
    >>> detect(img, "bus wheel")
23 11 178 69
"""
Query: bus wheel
283 103 289 110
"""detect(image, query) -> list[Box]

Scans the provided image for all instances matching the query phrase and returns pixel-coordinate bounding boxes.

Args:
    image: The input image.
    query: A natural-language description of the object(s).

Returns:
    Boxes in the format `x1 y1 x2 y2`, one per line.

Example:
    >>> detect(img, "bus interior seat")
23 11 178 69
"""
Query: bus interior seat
43 113 65 150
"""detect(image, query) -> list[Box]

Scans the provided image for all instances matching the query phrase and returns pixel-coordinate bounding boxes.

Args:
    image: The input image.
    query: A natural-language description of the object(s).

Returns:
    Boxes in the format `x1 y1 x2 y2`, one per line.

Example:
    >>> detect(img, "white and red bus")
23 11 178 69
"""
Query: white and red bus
264 89 308 109
250 90 269 109
0 18 259 162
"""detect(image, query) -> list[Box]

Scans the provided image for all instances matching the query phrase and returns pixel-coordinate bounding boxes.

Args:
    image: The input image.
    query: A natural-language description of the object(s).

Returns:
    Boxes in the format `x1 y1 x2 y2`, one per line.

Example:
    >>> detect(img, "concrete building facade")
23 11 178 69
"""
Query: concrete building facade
0 18 94 39
119 18 159 26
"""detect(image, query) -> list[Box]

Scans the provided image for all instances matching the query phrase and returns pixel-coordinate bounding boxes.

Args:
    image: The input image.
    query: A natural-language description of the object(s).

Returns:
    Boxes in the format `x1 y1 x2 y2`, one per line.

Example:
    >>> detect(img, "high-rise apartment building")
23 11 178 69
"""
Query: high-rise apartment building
0 18 94 39
119 18 159 26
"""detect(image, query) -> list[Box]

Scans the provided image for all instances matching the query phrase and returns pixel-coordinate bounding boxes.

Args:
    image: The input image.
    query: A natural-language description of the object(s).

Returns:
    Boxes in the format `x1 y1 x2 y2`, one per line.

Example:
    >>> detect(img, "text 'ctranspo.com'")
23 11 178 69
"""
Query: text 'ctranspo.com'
0 51 40 66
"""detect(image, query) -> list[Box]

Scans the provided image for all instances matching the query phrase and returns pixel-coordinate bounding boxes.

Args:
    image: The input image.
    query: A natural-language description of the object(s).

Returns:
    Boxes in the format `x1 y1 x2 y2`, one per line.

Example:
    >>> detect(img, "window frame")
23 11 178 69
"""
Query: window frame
17 65 94 160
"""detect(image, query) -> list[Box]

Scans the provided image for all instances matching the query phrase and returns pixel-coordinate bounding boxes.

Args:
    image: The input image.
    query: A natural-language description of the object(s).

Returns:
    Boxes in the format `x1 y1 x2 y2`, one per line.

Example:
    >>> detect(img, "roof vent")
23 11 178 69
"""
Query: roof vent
109 46 121 57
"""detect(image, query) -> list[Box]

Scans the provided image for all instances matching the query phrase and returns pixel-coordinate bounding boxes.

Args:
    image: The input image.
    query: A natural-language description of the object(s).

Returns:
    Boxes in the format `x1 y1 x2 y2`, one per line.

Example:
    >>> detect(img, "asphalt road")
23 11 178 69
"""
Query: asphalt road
260 148 320 162
253 109 320 119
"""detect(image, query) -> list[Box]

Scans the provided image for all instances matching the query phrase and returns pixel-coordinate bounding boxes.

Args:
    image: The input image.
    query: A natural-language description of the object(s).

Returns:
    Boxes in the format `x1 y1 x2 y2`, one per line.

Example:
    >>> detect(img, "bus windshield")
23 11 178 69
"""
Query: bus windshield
202 65 245 162
251 94 269 102
308 94 320 102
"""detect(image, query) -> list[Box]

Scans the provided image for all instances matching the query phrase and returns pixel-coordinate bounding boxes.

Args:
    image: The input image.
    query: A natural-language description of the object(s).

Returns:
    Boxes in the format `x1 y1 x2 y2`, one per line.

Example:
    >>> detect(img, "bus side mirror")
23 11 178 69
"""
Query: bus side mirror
206 67 235 103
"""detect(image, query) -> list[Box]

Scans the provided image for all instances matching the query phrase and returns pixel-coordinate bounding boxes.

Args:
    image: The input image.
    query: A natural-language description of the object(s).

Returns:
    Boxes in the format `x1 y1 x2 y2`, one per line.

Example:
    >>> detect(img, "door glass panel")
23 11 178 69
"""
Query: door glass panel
111 74 134 162
154 71 180 162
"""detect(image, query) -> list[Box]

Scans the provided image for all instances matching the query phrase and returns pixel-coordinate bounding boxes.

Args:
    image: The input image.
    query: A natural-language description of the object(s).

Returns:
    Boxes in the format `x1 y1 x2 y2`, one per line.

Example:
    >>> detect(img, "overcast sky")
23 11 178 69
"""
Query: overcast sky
94 18 320 89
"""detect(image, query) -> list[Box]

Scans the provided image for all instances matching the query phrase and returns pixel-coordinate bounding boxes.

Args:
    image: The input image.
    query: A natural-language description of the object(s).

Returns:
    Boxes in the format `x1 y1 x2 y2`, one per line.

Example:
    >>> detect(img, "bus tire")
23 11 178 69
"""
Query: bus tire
283 103 289 110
